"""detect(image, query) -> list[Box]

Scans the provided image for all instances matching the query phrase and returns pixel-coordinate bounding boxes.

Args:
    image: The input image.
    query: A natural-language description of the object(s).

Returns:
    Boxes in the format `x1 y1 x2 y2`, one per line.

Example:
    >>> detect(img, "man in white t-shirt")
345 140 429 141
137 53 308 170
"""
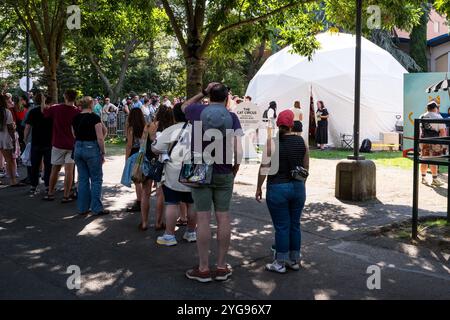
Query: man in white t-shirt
151 103 196 247
420 101 447 187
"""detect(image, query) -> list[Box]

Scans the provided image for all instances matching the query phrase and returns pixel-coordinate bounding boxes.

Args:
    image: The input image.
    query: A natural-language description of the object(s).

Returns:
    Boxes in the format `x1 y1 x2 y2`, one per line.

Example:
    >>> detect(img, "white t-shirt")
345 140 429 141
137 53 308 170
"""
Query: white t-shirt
267 108 275 119
420 111 445 133
291 108 303 121
152 122 192 192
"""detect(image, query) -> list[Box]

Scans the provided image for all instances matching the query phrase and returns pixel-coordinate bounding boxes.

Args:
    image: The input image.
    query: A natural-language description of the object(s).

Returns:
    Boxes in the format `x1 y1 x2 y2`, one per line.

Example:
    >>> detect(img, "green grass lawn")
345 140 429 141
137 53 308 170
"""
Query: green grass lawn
310 149 448 173
106 138 126 157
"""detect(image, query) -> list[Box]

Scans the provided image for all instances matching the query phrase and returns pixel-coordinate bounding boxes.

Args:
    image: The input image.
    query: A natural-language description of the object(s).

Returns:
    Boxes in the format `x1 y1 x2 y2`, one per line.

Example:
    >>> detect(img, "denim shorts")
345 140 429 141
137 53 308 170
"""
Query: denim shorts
162 185 193 205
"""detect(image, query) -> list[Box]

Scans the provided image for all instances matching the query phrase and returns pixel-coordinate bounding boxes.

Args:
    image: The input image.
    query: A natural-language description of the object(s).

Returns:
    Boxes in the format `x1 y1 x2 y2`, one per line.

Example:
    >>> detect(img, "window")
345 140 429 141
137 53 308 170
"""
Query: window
434 21 440 33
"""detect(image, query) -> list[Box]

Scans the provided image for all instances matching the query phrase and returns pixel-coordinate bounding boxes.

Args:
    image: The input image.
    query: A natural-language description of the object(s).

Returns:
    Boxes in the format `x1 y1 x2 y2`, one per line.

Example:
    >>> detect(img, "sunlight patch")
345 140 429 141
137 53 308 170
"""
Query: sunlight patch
77 220 107 237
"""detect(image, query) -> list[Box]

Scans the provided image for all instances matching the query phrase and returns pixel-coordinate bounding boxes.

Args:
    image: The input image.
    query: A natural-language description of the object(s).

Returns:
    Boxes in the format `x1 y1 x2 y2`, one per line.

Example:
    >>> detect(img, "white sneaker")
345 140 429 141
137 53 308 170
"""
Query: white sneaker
183 231 197 243
265 261 286 274
431 178 444 187
285 260 301 271
421 177 428 185
156 234 177 246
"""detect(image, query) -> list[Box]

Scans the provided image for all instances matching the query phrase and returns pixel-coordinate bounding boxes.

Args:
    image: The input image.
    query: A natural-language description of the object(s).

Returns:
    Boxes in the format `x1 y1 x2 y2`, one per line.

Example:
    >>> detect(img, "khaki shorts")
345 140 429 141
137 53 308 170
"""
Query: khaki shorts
51 147 75 165
191 173 234 212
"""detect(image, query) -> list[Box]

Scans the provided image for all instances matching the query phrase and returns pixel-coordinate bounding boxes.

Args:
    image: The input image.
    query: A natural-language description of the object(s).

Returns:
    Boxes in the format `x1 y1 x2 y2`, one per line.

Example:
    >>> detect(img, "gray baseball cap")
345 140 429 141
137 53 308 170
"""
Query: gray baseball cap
200 104 233 138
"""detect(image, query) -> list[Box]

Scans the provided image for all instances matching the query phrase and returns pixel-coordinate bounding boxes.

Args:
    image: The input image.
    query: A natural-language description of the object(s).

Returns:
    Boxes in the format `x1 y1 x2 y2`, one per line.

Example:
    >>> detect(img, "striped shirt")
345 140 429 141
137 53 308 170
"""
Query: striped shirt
268 134 307 185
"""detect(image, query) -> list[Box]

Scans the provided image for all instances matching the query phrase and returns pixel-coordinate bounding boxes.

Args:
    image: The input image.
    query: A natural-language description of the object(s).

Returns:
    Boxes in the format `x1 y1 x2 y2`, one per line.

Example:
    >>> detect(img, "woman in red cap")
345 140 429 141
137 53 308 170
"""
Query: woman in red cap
256 109 309 274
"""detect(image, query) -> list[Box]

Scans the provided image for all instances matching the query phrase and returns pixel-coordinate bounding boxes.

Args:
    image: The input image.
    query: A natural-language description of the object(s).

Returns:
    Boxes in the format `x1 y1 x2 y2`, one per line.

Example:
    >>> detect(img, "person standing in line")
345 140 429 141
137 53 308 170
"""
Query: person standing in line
182 82 243 283
0 94 20 186
152 103 197 246
15 95 28 152
93 98 103 118
131 95 143 110
291 101 304 136
153 105 175 231
72 96 109 216
141 98 152 123
256 110 309 274
315 100 329 150
24 92 53 194
125 108 146 214
42 89 80 203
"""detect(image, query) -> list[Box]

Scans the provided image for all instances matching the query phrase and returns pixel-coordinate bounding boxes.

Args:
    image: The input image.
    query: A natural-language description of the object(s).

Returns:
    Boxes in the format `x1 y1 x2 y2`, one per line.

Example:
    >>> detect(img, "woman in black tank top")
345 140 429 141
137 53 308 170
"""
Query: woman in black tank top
256 110 309 274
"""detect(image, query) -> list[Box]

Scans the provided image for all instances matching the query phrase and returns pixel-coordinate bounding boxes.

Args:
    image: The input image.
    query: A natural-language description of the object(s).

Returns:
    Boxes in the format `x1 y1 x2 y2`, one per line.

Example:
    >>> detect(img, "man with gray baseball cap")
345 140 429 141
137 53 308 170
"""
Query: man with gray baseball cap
182 82 243 283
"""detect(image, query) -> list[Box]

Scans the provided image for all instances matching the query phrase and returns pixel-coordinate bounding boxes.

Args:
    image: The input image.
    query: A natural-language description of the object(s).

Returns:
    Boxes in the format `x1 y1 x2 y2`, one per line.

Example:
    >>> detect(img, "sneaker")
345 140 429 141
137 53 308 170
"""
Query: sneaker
265 261 286 274
185 267 213 283
431 178 444 187
285 260 301 271
156 234 177 246
0 169 5 178
421 177 429 185
29 187 37 194
214 264 232 281
183 231 197 243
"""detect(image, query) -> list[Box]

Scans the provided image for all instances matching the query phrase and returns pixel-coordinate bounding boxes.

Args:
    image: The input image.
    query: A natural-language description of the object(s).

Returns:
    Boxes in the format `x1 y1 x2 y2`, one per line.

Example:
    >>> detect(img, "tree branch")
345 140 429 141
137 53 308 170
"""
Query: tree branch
161 0 188 56
216 1 304 37
0 25 14 45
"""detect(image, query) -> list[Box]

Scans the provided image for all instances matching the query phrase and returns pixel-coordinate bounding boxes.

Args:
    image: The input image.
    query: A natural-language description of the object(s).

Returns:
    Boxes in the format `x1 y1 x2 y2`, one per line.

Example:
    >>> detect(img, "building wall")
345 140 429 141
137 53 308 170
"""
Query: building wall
396 9 448 41
429 42 450 72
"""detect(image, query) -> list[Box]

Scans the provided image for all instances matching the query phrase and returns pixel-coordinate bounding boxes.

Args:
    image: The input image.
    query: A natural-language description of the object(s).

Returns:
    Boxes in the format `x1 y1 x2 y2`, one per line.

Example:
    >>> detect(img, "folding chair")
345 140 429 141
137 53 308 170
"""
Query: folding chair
340 134 353 149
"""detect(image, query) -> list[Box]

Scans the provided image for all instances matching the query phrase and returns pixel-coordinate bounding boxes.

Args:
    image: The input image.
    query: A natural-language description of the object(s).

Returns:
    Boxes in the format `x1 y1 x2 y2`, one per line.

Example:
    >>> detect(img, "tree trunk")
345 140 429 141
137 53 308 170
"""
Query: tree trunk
410 7 429 72
185 56 206 98
46 65 58 104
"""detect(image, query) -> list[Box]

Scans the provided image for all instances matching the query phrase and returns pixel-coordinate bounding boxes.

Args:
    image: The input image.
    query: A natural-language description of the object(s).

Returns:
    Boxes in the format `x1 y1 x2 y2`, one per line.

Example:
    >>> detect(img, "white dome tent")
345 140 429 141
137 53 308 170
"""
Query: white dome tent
246 32 407 147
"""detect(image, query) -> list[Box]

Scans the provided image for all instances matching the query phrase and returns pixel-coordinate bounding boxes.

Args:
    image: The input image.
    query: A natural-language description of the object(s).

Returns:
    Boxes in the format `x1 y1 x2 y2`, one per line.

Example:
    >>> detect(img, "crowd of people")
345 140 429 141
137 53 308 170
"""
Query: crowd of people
2 78 448 284
0 82 312 283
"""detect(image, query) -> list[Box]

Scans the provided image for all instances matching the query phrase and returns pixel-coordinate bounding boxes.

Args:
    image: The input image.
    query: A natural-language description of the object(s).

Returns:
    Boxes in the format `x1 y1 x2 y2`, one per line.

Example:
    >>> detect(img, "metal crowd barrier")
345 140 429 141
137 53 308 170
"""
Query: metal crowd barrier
104 111 128 138
412 118 450 239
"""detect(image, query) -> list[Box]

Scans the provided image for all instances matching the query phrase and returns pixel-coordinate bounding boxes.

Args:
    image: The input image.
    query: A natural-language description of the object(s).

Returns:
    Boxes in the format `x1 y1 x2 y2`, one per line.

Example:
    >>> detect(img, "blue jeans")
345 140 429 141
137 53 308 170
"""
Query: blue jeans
266 181 306 263
74 141 104 214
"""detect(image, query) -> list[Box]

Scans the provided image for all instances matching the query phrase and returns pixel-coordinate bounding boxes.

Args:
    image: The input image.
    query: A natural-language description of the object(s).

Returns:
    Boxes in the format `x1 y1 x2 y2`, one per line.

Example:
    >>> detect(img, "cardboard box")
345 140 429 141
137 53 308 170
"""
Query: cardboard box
380 132 399 145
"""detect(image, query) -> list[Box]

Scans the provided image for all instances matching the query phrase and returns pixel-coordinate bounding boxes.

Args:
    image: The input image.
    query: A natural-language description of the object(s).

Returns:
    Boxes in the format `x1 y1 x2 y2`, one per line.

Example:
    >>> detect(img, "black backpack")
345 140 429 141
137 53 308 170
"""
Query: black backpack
360 139 372 153
262 107 276 122
262 108 269 122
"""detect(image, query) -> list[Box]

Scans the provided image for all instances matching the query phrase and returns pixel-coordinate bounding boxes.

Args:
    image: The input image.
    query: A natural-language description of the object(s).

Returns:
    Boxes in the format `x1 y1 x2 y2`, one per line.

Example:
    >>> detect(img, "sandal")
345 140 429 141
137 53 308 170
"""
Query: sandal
10 183 27 188
61 196 75 204
176 218 188 227
42 194 55 201
138 223 148 231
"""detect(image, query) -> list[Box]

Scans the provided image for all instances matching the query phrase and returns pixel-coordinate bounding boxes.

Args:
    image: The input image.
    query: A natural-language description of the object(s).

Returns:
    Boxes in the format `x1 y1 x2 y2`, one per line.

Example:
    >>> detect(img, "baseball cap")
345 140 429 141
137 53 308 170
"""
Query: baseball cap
200 104 233 138
277 110 294 128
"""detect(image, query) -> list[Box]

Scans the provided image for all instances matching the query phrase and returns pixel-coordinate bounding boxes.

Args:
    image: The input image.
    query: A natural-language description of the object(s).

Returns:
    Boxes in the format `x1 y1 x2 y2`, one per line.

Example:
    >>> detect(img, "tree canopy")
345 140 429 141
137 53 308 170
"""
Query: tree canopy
0 0 437 100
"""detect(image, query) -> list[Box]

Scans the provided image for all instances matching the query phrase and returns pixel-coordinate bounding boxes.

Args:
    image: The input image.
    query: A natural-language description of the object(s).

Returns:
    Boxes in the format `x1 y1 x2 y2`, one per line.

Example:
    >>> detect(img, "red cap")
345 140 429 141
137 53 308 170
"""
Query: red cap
276 110 294 128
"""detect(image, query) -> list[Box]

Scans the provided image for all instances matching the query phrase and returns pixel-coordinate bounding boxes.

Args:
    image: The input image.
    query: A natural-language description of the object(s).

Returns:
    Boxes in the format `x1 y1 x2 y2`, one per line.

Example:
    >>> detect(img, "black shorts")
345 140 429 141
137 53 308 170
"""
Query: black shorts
162 185 194 205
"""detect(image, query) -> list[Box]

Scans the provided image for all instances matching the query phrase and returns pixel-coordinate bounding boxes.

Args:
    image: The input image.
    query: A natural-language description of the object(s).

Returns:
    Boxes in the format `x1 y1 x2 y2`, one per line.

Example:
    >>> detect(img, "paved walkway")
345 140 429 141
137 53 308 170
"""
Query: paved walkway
0 154 448 299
